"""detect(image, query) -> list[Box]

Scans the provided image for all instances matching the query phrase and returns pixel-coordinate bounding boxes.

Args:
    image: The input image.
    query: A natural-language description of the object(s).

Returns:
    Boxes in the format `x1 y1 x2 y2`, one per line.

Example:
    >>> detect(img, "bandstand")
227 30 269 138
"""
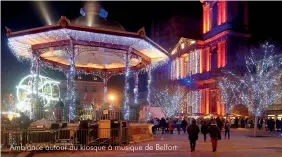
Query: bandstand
6 4 169 122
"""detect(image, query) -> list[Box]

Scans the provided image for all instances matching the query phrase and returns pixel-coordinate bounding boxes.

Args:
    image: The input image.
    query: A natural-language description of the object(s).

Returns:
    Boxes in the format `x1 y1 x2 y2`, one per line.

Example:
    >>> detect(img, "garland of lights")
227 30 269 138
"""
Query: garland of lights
30 54 38 119
133 70 140 104
151 85 186 117
91 72 116 104
8 29 168 63
103 79 108 103
146 66 152 120
123 49 131 120
67 47 77 121
187 90 202 115
221 42 282 116
218 77 241 115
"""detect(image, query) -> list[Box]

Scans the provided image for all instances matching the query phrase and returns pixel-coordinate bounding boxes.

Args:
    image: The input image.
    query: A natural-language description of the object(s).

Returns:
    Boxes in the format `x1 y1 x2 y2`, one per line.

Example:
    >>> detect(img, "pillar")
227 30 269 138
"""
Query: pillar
206 88 210 114
124 49 131 120
201 89 205 114
67 46 76 122
30 53 39 120
103 78 108 104
146 66 152 120
133 71 139 104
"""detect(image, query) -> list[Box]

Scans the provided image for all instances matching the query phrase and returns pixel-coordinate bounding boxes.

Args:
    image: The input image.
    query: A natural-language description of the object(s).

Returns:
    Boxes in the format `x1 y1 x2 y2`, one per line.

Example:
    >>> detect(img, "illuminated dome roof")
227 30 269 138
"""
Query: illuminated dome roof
72 2 125 31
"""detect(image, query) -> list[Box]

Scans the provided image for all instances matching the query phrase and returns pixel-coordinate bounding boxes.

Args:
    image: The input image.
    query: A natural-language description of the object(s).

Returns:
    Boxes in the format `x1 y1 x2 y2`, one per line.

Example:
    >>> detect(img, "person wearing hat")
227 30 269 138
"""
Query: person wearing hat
208 120 221 152
187 119 200 152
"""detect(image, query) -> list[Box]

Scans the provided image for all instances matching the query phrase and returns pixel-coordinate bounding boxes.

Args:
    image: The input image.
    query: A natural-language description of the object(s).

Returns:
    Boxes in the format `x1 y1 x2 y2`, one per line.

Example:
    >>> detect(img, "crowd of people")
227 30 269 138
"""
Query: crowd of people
231 117 282 132
150 116 282 152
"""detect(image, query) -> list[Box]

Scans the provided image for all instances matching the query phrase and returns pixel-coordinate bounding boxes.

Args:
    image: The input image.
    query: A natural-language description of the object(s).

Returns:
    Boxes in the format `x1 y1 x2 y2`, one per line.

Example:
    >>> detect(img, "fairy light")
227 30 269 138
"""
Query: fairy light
103 78 108 103
134 71 139 104
175 57 179 79
218 77 241 114
151 85 186 117
170 60 176 80
30 54 38 119
7 28 168 62
16 74 60 115
67 48 77 121
170 49 201 79
221 42 282 116
7 26 170 121
187 90 202 114
124 50 131 120
146 65 152 120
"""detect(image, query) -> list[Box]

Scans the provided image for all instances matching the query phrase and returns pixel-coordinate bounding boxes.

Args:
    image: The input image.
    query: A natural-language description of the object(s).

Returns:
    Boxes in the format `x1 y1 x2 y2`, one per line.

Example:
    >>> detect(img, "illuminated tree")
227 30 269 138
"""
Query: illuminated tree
218 77 241 116
221 42 282 136
151 85 186 117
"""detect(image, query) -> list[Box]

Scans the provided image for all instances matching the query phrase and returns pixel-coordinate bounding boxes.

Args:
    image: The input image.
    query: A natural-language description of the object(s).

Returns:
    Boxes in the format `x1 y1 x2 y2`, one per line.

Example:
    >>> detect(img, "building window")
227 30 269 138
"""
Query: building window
84 86 88 92
211 48 218 71
92 86 96 92
212 3 218 28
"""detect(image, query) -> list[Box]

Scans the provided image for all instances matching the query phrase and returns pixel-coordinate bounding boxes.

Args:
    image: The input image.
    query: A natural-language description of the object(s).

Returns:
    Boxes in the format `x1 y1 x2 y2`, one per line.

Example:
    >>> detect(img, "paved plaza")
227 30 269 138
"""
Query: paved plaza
15 129 280 157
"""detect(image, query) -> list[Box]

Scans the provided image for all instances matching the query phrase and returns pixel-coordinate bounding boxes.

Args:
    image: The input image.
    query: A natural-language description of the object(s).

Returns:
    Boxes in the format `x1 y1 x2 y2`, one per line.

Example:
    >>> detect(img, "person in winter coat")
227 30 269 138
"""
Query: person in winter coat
268 118 275 132
176 119 182 134
224 120 231 139
208 121 221 152
160 117 166 134
275 119 281 132
201 120 209 142
169 119 174 134
153 118 158 134
181 119 188 134
187 119 200 152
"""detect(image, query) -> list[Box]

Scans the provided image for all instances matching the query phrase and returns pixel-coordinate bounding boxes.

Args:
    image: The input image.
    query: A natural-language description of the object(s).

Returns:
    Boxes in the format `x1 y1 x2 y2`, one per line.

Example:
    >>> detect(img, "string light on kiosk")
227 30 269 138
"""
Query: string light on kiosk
123 51 131 120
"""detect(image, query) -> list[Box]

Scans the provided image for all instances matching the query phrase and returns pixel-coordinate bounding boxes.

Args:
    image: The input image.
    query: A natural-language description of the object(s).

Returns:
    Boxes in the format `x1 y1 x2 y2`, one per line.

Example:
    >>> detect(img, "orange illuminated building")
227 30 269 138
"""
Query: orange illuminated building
169 1 250 116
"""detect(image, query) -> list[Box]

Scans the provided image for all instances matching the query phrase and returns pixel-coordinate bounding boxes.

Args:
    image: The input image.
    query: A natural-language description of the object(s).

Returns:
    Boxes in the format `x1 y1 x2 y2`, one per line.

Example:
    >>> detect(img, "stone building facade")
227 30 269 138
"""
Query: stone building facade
169 0 250 116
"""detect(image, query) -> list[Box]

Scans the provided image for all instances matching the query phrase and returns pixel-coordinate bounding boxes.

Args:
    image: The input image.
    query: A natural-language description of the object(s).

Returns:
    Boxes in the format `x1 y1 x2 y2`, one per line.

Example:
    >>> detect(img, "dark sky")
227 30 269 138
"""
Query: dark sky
1 1 282 97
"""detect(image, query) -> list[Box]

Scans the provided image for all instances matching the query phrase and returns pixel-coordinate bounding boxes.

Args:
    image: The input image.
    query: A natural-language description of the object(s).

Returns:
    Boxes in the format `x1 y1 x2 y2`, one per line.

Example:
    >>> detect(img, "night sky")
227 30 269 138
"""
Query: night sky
1 1 282 98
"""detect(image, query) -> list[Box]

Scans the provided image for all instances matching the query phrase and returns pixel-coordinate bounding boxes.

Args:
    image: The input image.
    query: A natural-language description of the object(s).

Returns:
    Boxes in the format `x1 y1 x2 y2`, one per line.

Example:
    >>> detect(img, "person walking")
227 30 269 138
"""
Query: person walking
187 119 200 152
160 117 166 134
176 118 182 134
201 120 209 142
181 118 188 134
275 118 281 132
153 118 158 134
224 120 231 139
169 118 174 134
234 117 239 128
268 117 274 132
208 121 221 152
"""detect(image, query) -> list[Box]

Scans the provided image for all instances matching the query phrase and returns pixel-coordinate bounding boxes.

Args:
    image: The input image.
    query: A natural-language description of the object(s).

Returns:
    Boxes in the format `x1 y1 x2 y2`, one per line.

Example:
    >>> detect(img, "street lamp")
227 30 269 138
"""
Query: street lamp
109 95 115 101
108 94 115 109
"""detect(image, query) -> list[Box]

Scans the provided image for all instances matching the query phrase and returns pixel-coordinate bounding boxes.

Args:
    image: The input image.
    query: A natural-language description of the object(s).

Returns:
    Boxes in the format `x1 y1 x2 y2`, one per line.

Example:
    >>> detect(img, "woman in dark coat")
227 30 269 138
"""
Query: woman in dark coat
201 120 209 142
187 119 200 152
